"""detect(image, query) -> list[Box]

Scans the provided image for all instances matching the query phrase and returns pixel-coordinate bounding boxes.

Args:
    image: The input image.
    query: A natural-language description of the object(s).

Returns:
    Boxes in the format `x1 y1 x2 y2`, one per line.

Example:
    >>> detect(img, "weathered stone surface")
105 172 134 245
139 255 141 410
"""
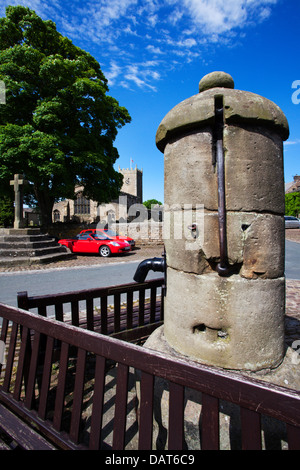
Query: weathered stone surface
10 174 28 229
163 125 284 214
155 72 288 372
224 125 285 214
0 228 74 266
163 268 285 371
199 71 234 93
223 90 289 138
163 211 284 279
156 94 215 153
239 213 285 279
164 130 218 209
163 206 209 275
156 86 289 153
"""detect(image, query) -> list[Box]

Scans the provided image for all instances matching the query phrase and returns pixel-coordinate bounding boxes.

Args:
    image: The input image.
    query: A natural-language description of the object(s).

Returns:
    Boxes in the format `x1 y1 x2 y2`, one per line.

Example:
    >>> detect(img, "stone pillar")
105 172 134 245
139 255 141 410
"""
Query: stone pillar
156 72 289 371
10 174 28 229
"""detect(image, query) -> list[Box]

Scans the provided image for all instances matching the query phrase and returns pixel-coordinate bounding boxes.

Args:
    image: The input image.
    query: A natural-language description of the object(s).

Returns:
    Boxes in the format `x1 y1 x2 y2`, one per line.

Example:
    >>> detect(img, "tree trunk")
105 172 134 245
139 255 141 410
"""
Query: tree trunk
34 185 54 227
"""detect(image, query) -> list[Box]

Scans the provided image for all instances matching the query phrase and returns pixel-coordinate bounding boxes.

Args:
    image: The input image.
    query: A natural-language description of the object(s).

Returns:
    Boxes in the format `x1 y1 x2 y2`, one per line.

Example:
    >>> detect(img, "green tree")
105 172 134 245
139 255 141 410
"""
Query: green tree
0 194 14 227
0 6 131 225
285 192 300 217
143 199 162 209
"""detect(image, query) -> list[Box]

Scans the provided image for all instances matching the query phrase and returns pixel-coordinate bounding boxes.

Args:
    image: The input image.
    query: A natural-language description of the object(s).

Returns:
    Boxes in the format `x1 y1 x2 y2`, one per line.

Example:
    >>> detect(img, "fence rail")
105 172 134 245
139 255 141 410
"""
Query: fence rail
17 278 165 343
1 301 300 450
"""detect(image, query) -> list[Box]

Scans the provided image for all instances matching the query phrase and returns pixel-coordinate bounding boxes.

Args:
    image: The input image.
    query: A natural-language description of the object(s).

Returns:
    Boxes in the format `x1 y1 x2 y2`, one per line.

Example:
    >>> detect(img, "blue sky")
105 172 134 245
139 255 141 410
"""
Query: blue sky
0 0 299 203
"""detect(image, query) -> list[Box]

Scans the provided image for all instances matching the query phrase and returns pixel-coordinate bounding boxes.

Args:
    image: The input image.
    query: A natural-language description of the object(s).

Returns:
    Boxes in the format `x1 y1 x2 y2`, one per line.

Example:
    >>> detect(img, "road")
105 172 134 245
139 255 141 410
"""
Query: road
285 240 300 280
0 259 161 308
0 240 299 309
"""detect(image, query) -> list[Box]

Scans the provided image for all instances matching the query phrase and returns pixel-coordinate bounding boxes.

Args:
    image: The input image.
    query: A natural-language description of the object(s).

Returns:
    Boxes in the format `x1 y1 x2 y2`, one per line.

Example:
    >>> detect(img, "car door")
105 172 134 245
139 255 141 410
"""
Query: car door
285 216 300 228
72 234 96 253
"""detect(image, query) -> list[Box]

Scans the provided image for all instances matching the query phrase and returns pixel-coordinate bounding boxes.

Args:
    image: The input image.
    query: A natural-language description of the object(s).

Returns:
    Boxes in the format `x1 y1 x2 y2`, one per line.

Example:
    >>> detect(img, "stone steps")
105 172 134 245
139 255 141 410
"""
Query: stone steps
0 228 75 267
0 238 59 250
0 245 68 258
0 234 53 243
0 251 74 267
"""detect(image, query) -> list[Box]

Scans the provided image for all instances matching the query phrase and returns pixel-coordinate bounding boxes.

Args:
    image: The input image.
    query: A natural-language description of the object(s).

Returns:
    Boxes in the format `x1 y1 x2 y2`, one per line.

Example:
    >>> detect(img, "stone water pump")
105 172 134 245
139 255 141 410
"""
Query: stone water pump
154 71 289 371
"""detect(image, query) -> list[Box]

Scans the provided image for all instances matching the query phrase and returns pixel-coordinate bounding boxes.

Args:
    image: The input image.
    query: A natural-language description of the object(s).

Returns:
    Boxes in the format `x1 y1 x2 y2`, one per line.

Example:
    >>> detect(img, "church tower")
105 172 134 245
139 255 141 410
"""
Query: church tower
119 166 143 203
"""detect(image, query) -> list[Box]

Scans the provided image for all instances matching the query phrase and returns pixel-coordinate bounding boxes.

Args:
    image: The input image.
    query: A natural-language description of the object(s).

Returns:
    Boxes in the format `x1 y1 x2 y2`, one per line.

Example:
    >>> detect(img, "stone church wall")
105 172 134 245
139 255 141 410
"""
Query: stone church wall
52 167 144 225
45 220 163 246
110 221 163 245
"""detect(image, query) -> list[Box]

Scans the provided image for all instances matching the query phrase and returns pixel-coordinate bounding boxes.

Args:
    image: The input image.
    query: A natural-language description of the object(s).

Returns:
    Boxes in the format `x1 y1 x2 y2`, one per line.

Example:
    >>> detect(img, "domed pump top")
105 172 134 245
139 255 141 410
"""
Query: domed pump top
156 71 289 153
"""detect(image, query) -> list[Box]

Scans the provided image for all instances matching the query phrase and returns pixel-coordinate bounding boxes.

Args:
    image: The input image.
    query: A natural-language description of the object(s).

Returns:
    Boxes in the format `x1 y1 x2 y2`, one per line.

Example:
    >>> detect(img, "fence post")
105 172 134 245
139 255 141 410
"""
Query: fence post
17 291 29 311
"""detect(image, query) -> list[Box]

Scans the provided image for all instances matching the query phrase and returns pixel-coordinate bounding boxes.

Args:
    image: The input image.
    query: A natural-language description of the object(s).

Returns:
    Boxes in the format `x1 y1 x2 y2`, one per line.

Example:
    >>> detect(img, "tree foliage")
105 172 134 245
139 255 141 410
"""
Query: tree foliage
0 194 14 227
0 6 131 225
143 199 162 209
285 192 300 217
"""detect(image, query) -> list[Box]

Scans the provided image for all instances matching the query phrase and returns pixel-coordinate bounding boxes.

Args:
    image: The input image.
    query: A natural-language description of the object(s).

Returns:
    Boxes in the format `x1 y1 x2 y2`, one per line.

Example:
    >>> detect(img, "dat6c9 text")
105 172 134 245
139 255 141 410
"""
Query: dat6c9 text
149 455 194 465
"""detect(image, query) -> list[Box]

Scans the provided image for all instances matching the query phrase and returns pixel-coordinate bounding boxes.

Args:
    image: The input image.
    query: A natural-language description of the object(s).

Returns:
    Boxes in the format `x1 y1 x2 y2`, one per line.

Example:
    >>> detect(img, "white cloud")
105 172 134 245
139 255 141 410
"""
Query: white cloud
104 59 161 91
0 0 60 20
123 24 138 36
147 14 159 28
179 38 197 48
0 0 279 92
169 8 183 25
83 0 138 27
124 71 157 91
125 63 160 90
141 60 161 67
285 139 300 146
105 62 122 86
146 45 165 55
182 0 278 34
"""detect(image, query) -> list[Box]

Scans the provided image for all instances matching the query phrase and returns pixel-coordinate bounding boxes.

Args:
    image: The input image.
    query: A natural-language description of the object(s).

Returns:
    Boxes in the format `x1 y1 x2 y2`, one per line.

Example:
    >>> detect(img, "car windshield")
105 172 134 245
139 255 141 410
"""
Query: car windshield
102 229 118 237
91 234 111 240
76 234 90 240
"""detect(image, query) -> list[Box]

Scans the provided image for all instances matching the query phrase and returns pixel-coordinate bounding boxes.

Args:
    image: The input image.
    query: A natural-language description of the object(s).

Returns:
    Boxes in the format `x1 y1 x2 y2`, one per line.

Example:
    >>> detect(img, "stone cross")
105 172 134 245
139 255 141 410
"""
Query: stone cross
10 174 27 229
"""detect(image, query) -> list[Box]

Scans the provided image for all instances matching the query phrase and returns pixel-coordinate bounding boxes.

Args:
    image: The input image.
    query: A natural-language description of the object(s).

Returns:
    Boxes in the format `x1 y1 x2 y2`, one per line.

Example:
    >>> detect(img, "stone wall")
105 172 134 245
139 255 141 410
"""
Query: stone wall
43 221 164 246
108 221 164 246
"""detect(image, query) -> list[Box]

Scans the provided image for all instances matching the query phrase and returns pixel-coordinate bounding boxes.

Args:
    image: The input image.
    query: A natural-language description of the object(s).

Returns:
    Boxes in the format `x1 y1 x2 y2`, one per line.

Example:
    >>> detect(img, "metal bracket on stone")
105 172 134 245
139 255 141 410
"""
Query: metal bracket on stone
213 95 231 277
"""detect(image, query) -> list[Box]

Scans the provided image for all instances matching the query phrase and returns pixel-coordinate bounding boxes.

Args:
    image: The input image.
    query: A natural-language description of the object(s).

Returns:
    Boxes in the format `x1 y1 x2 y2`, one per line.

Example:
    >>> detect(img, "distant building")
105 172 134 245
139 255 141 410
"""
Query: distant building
52 166 143 224
285 175 300 194
24 207 41 226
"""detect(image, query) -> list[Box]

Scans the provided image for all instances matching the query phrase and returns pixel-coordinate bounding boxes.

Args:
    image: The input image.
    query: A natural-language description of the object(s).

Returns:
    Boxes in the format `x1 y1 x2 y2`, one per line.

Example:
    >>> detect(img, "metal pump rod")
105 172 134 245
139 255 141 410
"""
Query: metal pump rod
214 96 230 276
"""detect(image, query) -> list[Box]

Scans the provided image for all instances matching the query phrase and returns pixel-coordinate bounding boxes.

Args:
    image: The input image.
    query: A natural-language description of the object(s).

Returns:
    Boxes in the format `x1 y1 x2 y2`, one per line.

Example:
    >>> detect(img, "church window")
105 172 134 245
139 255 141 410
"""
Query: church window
74 194 90 215
53 210 60 222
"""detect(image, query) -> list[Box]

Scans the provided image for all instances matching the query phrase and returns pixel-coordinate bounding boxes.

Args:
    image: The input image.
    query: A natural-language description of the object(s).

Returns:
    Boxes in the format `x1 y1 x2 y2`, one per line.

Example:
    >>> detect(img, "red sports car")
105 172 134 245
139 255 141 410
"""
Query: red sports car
80 228 135 248
58 232 132 257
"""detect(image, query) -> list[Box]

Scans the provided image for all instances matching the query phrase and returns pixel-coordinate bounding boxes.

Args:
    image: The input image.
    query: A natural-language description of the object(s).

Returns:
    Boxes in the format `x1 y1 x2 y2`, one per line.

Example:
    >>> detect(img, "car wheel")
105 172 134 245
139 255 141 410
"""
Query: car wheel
99 245 111 257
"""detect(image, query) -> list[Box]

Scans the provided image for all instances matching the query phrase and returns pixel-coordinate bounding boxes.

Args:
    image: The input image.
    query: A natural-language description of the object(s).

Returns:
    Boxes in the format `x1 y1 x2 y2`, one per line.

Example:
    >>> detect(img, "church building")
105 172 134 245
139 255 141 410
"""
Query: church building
285 175 300 194
52 166 143 224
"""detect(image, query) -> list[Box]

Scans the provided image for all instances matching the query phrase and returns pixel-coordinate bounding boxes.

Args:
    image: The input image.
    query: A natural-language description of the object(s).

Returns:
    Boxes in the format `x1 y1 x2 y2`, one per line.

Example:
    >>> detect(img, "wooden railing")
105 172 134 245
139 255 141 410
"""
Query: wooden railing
1 302 300 450
17 278 165 343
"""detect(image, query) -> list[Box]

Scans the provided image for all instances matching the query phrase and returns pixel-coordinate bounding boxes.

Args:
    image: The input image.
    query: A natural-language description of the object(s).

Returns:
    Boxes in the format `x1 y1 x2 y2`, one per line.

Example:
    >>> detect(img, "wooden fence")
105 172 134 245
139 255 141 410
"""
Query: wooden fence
1 297 300 450
17 278 165 343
